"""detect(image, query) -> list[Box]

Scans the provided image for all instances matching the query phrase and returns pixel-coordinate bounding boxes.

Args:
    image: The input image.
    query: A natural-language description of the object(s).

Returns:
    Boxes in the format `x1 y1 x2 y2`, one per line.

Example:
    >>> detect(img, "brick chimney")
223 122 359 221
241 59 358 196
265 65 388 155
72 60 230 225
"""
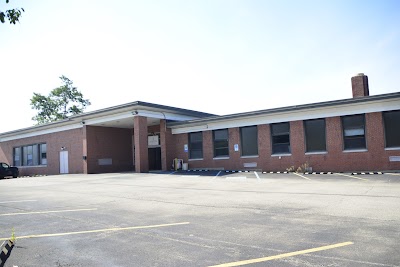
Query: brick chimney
351 73 369 98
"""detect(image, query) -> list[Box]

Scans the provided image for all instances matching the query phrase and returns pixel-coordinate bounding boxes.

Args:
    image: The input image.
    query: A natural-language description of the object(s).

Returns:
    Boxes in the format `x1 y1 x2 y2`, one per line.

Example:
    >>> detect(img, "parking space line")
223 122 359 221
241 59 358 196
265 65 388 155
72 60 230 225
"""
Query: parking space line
0 222 190 241
254 171 261 181
335 173 368 181
226 176 247 180
386 173 400 176
292 172 311 180
208 241 353 267
0 208 98 216
0 200 37 204
210 171 222 181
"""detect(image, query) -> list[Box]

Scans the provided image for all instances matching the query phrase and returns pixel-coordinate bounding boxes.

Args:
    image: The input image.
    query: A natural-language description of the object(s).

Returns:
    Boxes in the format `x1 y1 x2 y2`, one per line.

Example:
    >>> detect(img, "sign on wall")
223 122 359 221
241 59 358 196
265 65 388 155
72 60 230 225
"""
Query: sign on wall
234 144 239 152
148 135 159 146
184 144 188 152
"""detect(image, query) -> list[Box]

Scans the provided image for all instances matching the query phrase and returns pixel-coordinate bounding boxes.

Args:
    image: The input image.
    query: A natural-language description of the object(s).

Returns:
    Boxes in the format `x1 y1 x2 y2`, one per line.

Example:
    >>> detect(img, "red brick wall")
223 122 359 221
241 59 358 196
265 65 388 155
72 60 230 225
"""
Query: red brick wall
0 128 84 176
85 126 134 173
170 112 400 172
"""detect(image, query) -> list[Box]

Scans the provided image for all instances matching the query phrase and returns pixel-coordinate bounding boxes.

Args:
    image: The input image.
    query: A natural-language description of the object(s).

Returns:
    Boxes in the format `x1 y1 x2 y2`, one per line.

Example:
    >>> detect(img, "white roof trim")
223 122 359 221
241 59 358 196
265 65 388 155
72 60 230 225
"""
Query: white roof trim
0 123 83 142
171 98 400 134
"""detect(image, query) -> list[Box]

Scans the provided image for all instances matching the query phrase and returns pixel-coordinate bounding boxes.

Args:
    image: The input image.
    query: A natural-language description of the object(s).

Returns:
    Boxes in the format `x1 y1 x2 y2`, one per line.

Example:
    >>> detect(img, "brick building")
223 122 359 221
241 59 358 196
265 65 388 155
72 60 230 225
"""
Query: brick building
1 74 399 175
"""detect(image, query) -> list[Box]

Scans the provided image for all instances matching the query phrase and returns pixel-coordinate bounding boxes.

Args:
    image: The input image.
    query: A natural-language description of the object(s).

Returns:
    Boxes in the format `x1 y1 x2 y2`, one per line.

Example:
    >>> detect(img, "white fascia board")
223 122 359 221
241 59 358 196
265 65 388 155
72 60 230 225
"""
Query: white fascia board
171 98 400 134
84 112 135 125
135 110 203 121
83 110 202 126
0 123 82 142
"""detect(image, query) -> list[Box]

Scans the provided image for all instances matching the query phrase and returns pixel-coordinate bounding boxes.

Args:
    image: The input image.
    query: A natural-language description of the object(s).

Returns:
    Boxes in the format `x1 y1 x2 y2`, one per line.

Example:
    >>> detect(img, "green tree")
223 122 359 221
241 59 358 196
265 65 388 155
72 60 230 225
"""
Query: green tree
31 76 91 124
0 0 24 24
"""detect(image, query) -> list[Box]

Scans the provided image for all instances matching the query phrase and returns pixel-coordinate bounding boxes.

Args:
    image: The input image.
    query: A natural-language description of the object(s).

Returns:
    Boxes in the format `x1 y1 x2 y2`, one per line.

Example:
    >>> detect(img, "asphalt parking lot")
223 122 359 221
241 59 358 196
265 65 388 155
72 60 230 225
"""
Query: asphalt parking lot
1 171 399 267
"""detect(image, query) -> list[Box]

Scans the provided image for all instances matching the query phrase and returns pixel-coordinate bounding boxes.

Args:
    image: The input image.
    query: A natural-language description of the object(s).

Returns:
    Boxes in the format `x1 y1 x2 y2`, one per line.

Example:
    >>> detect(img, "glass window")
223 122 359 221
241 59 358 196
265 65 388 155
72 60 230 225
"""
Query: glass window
240 126 258 156
342 114 366 150
271 122 291 154
189 132 203 159
213 129 229 157
13 147 21 166
383 110 400 148
304 119 326 152
40 143 47 165
16 143 47 166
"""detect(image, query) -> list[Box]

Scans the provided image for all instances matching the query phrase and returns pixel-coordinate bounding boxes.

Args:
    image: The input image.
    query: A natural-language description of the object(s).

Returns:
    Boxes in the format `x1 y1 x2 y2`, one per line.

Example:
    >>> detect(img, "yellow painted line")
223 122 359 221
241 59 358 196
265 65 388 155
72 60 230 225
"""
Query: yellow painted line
0 208 98 216
209 241 353 267
335 173 368 181
0 222 190 241
292 172 311 180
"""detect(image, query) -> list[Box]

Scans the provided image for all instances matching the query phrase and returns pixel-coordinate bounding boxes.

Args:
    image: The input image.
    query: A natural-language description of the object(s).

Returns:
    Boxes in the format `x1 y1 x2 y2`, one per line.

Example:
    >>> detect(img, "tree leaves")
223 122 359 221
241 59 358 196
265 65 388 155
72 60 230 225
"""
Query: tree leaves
1 0 25 24
30 76 91 125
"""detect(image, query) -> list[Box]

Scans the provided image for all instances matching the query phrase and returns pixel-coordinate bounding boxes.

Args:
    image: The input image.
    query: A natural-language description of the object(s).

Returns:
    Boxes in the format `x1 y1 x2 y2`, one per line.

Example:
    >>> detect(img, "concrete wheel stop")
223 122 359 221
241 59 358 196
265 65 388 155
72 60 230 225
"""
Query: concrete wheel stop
0 239 14 267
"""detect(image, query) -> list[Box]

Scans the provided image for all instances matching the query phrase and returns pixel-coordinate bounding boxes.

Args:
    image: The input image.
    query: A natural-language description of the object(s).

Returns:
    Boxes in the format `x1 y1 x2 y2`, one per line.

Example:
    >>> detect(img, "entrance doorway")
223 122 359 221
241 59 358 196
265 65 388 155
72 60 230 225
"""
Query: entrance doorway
60 151 69 174
148 147 161 171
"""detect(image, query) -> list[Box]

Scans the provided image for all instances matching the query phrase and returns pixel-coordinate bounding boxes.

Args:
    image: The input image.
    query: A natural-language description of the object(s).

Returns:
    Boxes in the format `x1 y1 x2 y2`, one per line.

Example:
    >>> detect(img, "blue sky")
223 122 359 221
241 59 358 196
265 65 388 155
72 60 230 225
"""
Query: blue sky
1 0 399 132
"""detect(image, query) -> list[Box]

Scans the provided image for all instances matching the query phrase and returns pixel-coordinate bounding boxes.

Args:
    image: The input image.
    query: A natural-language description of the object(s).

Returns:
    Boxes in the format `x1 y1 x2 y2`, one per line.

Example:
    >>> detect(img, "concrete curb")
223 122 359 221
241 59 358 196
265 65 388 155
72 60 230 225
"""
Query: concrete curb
0 240 14 266
184 170 388 175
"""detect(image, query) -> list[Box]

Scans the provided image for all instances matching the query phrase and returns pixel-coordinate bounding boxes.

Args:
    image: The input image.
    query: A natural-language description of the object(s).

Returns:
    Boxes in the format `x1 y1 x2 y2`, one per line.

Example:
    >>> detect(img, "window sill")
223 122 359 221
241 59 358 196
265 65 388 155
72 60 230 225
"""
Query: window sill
213 157 230 160
385 147 400 151
240 155 259 159
271 153 292 157
305 151 327 155
343 149 368 153
188 158 203 161
17 165 47 168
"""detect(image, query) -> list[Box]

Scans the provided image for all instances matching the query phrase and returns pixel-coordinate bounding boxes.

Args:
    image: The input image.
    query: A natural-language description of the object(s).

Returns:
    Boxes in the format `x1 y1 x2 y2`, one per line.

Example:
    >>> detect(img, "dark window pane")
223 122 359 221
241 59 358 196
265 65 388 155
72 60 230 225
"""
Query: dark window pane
384 110 400 148
344 137 366 149
189 132 202 142
40 143 47 165
271 122 291 154
215 148 229 157
272 135 290 144
213 129 229 157
342 114 364 128
273 144 290 154
341 114 366 150
13 147 21 166
271 122 290 135
240 126 258 156
190 150 203 159
189 132 203 159
305 119 326 152
214 129 228 140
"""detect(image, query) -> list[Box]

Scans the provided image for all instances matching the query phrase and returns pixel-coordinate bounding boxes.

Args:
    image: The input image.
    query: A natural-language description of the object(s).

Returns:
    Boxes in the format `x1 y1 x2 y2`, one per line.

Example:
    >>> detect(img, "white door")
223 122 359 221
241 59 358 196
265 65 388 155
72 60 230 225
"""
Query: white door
60 151 69 174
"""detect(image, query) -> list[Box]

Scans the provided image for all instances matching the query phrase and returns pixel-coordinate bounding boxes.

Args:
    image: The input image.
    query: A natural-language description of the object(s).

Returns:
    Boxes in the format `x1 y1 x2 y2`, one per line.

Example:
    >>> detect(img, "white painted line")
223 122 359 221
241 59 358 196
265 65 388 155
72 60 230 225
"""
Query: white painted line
0 200 37 204
335 173 368 181
210 171 222 181
254 171 261 181
0 222 190 241
0 208 98 216
179 175 200 178
226 176 247 181
385 173 400 176
292 172 311 180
